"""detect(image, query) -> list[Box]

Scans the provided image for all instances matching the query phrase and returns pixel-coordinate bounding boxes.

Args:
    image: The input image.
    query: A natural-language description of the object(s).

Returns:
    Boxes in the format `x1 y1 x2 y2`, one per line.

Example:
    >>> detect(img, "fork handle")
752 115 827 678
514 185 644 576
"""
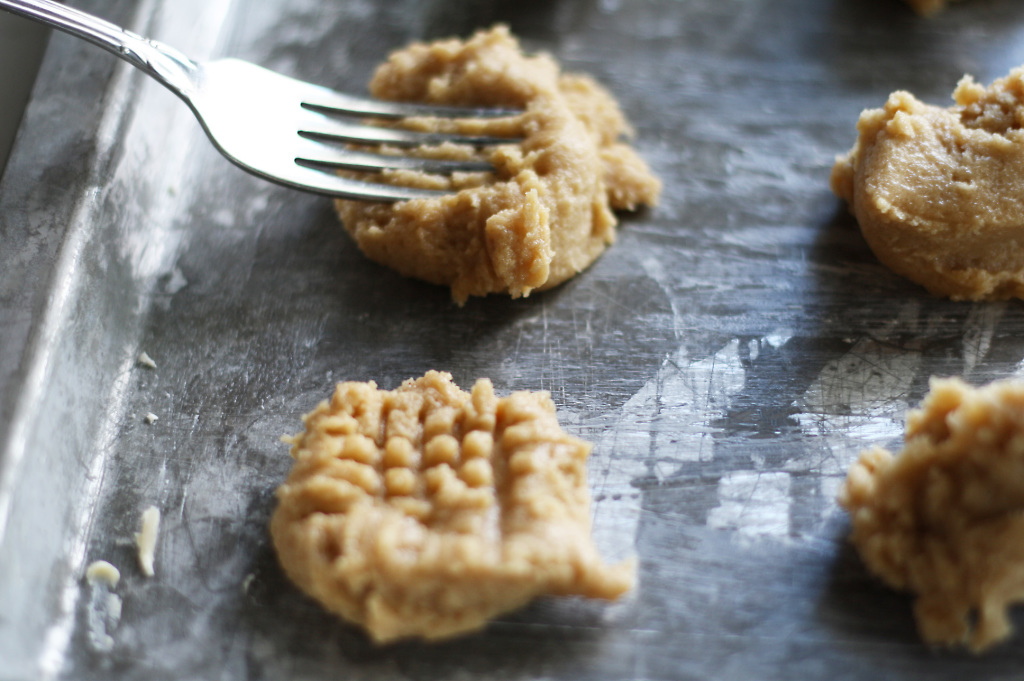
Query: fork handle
0 0 198 97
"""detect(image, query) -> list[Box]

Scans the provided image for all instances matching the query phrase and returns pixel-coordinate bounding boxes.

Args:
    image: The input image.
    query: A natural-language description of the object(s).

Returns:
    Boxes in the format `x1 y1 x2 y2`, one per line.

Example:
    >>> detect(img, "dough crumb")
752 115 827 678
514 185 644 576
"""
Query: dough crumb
135 506 161 577
84 560 122 652
335 26 660 305
137 351 157 369
839 377 1024 652
242 573 256 594
832 67 1024 300
85 560 121 588
271 370 634 643
144 412 159 425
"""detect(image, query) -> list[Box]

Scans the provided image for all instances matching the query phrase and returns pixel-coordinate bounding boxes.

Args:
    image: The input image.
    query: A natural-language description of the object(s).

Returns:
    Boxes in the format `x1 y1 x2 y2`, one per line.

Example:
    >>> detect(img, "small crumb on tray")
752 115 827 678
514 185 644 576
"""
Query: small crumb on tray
85 560 121 588
135 506 161 577
84 560 122 652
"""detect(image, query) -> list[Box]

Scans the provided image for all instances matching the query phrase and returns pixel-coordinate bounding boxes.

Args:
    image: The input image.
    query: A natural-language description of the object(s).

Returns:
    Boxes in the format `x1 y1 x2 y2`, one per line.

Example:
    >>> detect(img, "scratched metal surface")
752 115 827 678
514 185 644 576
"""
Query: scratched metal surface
4 0 1024 678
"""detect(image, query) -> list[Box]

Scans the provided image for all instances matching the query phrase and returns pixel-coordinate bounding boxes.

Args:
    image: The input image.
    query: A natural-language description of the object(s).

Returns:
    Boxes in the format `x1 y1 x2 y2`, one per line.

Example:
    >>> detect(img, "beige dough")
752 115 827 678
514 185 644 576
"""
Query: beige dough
270 371 634 643
840 377 1024 652
335 26 661 304
832 67 1024 300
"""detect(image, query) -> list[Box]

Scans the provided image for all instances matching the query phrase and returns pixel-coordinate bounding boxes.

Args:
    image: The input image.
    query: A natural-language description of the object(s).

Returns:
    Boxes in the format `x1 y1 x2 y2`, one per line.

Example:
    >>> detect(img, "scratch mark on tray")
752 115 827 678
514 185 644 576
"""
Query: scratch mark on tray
962 302 1005 376
37 341 140 675
585 339 748 562
791 336 920 521
706 470 791 544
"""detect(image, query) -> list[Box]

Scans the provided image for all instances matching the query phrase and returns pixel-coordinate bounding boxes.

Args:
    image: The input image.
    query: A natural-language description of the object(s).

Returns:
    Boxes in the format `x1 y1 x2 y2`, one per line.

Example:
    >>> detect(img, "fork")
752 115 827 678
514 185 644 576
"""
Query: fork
0 0 521 202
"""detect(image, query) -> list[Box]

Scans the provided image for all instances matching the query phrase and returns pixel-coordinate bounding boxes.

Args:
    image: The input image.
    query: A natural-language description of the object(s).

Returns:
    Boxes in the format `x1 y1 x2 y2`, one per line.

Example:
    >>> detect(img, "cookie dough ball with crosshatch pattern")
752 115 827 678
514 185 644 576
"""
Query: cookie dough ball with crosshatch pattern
270 370 634 642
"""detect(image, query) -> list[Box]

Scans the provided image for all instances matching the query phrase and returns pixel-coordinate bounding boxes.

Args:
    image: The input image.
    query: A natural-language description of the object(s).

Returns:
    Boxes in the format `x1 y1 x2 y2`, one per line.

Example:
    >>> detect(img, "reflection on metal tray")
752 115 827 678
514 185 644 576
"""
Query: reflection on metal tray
4 0 1024 678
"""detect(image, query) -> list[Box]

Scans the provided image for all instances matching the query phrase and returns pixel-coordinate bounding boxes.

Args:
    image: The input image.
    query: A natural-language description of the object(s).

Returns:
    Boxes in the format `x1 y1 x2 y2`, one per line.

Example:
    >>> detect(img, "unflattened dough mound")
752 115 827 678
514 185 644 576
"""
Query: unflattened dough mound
270 371 634 643
335 26 660 304
832 68 1024 300
840 377 1024 652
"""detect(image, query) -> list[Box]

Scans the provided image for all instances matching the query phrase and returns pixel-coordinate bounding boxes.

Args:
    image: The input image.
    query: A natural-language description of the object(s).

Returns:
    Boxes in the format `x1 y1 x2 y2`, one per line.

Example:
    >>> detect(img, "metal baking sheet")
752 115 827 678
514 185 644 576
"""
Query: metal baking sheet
5 0 1024 678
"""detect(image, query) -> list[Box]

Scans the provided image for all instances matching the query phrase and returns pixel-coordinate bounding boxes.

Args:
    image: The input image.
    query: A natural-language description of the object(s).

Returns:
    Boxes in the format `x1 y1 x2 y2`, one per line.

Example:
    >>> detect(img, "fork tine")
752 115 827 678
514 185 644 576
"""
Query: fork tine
293 138 495 174
298 113 518 148
299 86 522 120
272 163 449 202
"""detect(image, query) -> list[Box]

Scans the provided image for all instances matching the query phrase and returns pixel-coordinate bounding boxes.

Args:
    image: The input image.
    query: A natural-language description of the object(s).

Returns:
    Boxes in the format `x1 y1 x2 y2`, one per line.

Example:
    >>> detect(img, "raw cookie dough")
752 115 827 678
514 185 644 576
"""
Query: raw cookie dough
335 26 661 304
270 371 634 643
831 67 1024 300
839 377 1024 652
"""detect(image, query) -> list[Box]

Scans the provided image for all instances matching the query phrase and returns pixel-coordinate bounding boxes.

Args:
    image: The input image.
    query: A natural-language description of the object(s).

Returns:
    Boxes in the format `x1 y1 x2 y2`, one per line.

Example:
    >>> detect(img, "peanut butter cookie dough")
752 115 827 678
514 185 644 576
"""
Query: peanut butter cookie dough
840 377 1024 652
832 68 1024 300
335 26 661 304
270 371 634 643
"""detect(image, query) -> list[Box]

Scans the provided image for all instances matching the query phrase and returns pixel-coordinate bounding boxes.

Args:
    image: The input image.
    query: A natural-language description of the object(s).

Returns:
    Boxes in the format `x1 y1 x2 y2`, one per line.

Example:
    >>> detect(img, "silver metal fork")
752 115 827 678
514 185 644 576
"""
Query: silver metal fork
0 0 521 202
